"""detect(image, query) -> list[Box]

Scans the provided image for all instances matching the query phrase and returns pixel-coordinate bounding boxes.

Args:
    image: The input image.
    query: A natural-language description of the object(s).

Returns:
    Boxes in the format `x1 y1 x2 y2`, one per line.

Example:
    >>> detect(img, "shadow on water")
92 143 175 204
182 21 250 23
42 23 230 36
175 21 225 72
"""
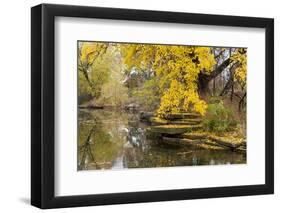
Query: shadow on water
78 109 246 171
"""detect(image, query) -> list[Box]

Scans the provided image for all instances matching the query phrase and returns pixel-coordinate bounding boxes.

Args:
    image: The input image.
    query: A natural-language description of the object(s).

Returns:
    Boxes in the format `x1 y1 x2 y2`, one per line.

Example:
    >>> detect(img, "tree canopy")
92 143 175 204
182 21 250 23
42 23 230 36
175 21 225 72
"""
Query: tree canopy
78 41 247 117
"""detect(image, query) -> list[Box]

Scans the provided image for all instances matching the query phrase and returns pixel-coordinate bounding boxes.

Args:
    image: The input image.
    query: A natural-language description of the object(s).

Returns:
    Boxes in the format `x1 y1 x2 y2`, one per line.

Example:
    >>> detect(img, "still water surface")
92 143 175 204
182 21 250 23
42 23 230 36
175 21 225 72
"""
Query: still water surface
78 109 246 171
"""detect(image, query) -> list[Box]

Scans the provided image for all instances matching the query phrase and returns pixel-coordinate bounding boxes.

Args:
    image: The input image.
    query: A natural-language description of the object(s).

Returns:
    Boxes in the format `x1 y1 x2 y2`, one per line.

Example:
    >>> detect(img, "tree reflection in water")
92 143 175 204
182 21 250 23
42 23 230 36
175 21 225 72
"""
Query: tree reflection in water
78 109 246 171
78 125 99 170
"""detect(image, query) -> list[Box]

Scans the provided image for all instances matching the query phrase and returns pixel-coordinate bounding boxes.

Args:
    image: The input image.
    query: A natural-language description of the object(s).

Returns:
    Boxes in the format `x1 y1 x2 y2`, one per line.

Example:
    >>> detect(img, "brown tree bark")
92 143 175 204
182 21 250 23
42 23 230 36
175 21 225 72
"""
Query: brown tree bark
198 57 232 95
239 92 247 111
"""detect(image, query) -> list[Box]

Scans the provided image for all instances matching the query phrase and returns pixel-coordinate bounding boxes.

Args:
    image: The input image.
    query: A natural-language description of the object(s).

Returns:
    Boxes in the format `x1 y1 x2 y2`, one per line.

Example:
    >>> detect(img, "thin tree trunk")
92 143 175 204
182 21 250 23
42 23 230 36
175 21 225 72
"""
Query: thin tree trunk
219 62 239 97
213 78 216 96
81 67 94 89
239 92 246 111
230 84 234 101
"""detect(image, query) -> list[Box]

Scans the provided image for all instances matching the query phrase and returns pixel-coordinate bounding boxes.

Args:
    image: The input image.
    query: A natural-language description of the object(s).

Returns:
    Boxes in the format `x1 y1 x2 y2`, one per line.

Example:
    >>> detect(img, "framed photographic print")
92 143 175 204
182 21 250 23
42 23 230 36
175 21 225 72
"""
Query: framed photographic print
31 3 274 209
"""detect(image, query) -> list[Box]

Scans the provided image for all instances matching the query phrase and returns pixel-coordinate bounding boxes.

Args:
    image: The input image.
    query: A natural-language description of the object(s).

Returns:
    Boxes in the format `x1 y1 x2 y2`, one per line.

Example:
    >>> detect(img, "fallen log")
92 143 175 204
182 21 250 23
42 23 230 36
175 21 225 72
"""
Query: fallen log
207 135 244 148
164 113 201 120
179 132 207 140
162 136 201 147
150 124 202 135
140 111 154 122
149 117 202 126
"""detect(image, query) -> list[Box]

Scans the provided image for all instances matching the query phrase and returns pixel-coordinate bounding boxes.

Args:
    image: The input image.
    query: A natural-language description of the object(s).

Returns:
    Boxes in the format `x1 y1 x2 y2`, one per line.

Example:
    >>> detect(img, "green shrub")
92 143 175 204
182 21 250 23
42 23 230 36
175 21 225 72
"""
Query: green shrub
203 101 237 133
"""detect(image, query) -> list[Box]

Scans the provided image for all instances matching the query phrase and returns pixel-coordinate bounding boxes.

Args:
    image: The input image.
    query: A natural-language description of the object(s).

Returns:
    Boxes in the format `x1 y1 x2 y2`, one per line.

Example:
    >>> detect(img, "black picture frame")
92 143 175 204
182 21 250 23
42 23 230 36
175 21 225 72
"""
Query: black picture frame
31 3 274 209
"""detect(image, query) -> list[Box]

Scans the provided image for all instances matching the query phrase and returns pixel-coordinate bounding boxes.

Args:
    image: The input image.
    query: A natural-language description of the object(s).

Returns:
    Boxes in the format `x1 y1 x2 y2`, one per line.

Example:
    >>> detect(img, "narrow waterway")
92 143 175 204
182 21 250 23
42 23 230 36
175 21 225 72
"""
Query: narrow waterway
78 109 246 171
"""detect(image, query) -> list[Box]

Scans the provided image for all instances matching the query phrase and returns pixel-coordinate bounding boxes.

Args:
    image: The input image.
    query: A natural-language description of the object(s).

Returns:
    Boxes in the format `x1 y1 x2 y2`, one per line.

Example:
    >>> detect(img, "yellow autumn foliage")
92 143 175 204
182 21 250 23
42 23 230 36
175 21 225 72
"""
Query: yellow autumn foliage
80 42 108 65
231 48 247 86
119 44 215 117
79 42 246 118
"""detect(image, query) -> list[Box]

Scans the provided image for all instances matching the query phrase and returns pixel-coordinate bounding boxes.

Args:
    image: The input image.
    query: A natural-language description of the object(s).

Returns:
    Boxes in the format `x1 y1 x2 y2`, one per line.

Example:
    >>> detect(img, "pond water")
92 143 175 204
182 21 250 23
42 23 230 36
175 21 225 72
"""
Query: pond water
78 109 246 171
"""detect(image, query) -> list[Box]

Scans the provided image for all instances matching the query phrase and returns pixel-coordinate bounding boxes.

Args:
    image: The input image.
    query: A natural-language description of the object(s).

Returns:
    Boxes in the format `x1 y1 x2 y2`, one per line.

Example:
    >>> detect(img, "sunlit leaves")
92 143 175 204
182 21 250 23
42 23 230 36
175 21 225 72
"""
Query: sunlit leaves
80 42 108 65
120 44 216 116
231 48 247 87
78 42 115 101
78 41 246 117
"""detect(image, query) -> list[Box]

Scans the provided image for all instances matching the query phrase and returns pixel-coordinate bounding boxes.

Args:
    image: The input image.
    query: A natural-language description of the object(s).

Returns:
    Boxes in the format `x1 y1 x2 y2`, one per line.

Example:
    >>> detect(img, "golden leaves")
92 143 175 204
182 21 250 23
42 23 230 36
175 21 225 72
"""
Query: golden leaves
80 42 108 65
231 48 247 86
82 42 218 116
157 80 184 116
120 44 215 116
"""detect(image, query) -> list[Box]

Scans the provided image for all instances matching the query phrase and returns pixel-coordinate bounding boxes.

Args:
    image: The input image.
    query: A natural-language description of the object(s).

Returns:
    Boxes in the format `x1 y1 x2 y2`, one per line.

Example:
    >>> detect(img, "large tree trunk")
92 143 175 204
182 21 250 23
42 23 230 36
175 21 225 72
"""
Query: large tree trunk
198 74 210 96
198 58 232 95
